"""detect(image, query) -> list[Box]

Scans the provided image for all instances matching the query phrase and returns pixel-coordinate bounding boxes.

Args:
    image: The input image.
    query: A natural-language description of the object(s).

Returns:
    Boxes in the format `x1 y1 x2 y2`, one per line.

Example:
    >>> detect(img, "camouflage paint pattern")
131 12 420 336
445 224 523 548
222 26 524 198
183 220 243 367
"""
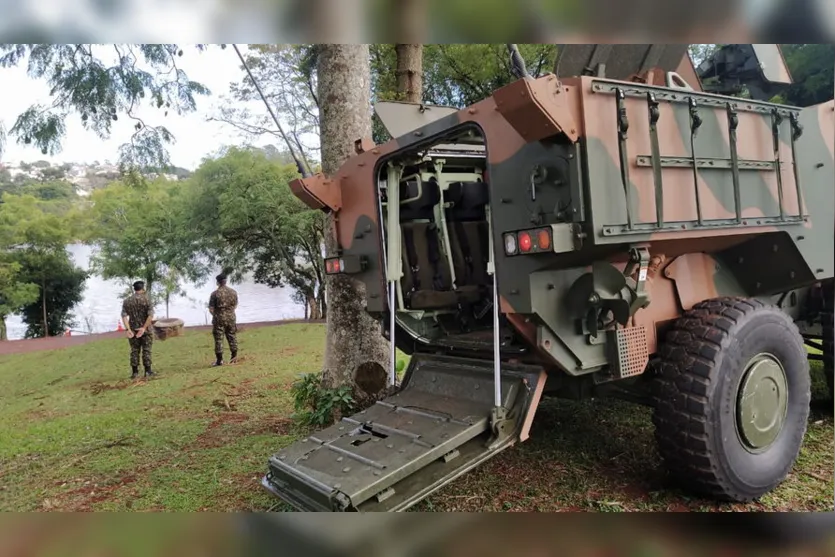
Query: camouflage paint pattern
121 292 154 331
209 285 239 356
289 48 834 378
271 44 833 513
128 334 153 372
121 292 154 372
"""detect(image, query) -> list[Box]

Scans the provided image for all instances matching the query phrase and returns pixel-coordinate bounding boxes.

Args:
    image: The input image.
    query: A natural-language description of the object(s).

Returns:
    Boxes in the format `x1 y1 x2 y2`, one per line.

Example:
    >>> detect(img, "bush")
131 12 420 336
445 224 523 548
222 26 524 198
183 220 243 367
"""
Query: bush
290 372 355 427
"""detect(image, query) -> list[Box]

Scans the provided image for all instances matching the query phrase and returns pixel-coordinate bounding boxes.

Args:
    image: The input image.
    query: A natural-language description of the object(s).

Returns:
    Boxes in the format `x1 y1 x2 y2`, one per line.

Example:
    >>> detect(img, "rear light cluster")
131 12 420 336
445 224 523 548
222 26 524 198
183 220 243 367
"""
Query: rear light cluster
503 227 553 256
325 257 345 274
324 255 366 275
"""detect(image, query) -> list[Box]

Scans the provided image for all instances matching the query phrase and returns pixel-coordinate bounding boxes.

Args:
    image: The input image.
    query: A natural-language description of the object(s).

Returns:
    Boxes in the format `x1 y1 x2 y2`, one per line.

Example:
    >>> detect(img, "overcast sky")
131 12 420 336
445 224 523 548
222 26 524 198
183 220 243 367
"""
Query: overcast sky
0 45 274 170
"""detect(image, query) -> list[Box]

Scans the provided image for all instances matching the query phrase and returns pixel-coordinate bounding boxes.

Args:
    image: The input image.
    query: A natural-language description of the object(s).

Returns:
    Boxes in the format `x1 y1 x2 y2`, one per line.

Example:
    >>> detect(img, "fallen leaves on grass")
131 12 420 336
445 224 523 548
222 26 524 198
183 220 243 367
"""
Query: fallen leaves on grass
89 380 135 396
211 398 237 412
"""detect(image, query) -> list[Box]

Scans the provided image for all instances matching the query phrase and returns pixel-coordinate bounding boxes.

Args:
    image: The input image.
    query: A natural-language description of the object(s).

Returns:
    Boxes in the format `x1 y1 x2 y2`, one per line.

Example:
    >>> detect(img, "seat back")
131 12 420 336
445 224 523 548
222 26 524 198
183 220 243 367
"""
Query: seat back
445 181 492 289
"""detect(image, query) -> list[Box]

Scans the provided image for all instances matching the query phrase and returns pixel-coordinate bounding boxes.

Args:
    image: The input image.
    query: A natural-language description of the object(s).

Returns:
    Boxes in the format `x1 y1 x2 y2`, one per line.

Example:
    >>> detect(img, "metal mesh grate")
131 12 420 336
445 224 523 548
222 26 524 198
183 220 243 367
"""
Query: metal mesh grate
608 326 650 379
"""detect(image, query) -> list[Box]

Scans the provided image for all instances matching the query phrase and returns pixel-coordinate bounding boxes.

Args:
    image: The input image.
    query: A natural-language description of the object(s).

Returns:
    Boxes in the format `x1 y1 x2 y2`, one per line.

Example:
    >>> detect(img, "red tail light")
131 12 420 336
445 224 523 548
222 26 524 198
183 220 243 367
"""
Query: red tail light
503 227 554 257
324 255 365 275
518 231 533 252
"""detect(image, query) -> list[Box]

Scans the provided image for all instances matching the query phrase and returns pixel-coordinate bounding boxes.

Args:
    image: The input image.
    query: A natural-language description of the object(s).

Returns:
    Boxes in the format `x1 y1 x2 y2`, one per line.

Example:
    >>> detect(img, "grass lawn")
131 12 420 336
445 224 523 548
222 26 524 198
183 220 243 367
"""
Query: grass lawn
0 323 831 512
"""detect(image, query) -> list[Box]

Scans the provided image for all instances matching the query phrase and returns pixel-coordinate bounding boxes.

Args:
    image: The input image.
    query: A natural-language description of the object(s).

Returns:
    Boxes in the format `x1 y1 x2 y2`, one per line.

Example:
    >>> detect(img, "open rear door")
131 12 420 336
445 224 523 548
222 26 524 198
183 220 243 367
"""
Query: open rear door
262 353 547 512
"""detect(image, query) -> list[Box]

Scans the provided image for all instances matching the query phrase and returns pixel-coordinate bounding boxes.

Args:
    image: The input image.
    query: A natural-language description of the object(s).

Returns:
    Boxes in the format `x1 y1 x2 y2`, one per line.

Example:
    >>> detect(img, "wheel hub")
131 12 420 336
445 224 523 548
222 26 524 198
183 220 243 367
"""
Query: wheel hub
736 353 788 452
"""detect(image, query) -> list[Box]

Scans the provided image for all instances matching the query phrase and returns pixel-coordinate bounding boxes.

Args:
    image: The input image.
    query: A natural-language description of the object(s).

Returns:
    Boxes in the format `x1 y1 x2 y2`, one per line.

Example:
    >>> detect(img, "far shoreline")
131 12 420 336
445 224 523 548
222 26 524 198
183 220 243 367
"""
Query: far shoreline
0 318 325 356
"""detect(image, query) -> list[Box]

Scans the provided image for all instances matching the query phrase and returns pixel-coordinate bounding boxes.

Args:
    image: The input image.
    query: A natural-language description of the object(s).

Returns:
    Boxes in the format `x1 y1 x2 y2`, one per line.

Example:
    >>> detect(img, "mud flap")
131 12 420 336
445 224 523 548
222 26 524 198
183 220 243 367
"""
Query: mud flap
262 354 547 512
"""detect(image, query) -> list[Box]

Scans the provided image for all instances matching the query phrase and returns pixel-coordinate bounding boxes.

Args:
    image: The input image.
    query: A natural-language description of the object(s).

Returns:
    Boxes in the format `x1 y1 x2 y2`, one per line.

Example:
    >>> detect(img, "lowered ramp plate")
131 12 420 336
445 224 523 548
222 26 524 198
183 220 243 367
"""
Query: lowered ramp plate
263 354 547 512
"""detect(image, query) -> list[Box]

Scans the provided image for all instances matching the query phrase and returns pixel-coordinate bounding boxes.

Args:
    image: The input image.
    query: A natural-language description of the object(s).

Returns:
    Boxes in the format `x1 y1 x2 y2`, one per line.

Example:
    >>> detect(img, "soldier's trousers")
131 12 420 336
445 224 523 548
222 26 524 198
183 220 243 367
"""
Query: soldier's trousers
128 332 153 370
213 321 238 355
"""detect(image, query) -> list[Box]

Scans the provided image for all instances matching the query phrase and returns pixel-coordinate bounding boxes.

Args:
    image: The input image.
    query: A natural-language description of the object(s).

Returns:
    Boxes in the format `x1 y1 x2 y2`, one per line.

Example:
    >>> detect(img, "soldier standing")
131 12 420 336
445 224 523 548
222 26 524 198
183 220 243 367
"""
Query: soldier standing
209 273 239 366
121 280 155 379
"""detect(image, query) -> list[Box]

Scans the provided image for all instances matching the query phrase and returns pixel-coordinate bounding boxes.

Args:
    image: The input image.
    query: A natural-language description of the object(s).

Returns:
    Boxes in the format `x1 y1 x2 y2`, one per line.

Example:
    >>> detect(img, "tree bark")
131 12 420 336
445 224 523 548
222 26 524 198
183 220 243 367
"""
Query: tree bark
317 44 390 396
394 44 423 103
41 277 48 337
0 315 7 341
317 288 327 320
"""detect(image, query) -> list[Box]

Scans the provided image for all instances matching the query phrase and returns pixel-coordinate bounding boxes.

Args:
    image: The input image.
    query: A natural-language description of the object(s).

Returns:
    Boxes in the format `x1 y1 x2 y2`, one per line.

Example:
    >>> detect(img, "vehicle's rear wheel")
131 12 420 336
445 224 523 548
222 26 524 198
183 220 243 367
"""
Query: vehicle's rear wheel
651 297 811 502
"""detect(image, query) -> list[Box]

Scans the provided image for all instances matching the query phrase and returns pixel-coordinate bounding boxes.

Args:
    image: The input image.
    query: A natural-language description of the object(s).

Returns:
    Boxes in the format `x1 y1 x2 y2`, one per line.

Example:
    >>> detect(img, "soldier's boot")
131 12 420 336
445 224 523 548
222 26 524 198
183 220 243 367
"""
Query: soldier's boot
144 368 156 378
131 366 139 380
230 350 238 364
212 352 224 367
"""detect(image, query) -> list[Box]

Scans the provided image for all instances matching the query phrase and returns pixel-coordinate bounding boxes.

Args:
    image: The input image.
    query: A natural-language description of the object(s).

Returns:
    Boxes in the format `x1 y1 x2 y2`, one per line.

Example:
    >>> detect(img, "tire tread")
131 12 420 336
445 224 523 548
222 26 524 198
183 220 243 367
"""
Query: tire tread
652 296 807 502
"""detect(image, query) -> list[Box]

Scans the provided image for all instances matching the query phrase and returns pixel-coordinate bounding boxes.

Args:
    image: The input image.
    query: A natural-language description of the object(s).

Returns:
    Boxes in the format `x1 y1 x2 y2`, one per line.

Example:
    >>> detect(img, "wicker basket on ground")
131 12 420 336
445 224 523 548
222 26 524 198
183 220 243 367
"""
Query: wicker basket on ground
153 318 185 341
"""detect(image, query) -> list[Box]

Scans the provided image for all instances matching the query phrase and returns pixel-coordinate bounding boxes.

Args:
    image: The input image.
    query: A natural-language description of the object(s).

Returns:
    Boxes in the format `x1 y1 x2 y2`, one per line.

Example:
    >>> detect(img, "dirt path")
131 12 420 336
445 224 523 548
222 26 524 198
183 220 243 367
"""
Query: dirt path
0 319 324 356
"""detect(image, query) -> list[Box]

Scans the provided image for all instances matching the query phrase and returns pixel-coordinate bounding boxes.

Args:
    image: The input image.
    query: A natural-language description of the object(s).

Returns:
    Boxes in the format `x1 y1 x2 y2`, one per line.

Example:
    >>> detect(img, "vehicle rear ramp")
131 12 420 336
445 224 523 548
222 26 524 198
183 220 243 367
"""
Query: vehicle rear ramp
262 354 547 512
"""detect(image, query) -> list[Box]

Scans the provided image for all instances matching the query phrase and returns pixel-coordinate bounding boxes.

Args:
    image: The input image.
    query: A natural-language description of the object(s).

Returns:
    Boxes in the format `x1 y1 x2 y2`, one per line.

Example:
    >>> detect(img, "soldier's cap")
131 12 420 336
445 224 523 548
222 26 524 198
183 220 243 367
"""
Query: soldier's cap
133 280 144 291
216 273 227 283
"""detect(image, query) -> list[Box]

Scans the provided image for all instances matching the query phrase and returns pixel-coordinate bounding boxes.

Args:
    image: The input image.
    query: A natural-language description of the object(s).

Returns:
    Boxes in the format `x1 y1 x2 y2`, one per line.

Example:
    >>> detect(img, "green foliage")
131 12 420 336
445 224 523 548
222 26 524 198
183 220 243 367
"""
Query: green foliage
688 44 720 67
0 258 39 340
14 247 87 338
0 44 212 168
0 193 73 249
0 191 80 339
290 372 355 427
186 146 326 318
85 176 210 308
420 44 558 108
780 44 835 107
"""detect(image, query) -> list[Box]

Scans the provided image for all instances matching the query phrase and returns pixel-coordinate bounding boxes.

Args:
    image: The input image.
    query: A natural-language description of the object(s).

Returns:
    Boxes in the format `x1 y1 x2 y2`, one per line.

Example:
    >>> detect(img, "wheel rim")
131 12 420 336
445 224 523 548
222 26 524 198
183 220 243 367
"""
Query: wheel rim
735 352 789 452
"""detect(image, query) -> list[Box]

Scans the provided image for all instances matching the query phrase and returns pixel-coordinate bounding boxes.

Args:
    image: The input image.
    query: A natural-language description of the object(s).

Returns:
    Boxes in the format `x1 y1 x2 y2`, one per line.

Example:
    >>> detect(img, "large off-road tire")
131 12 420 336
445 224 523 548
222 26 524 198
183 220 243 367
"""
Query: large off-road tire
651 297 811 502
822 281 834 397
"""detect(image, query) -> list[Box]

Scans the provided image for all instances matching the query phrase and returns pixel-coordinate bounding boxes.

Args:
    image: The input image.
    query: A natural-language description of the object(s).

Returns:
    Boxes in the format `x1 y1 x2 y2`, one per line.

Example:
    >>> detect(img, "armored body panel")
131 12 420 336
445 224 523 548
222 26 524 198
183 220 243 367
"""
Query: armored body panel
271 44 834 511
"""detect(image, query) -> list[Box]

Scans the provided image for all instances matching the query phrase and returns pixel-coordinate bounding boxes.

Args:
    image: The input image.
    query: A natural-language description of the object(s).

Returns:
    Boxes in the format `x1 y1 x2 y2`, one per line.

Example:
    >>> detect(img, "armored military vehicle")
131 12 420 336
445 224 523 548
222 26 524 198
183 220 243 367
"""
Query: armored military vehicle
263 44 834 512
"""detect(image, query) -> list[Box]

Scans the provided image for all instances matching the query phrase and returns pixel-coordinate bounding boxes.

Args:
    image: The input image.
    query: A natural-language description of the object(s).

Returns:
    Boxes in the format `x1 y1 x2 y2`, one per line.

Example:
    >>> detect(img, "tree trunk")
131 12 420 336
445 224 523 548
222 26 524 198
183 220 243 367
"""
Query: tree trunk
394 44 423 103
41 277 48 337
307 294 319 320
317 289 327 321
318 44 390 397
0 315 7 341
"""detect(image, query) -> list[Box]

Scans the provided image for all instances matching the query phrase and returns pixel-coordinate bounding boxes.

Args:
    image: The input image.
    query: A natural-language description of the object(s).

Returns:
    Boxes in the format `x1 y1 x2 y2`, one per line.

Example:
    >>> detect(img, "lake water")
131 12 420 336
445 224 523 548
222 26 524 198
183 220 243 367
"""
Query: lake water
5 244 304 340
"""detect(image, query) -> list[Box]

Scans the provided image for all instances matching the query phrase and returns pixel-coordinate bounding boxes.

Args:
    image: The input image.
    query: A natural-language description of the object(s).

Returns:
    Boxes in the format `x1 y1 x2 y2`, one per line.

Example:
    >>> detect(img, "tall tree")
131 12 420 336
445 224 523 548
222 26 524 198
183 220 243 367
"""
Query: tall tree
780 44 835 107
394 44 423 103
0 198 41 340
0 258 38 341
0 193 84 338
317 44 390 397
14 248 87 338
85 174 209 308
186 146 327 319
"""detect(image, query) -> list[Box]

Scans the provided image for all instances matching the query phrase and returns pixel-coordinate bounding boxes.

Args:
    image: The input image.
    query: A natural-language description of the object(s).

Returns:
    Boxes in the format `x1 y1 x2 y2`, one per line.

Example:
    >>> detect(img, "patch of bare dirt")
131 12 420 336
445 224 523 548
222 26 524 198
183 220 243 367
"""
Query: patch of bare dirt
188 414 294 450
46 472 140 511
22 405 67 421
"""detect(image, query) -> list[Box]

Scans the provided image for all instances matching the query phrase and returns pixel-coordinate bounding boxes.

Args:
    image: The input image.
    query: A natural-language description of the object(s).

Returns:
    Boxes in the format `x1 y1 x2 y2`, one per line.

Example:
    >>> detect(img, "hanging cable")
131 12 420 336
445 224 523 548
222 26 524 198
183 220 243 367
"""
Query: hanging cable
231 44 312 178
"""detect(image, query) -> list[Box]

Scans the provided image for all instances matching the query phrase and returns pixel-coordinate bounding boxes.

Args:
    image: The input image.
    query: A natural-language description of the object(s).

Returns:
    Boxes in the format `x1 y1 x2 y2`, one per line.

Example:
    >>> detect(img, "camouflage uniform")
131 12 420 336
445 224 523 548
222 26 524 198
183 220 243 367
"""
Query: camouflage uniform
209 284 239 362
121 292 154 376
